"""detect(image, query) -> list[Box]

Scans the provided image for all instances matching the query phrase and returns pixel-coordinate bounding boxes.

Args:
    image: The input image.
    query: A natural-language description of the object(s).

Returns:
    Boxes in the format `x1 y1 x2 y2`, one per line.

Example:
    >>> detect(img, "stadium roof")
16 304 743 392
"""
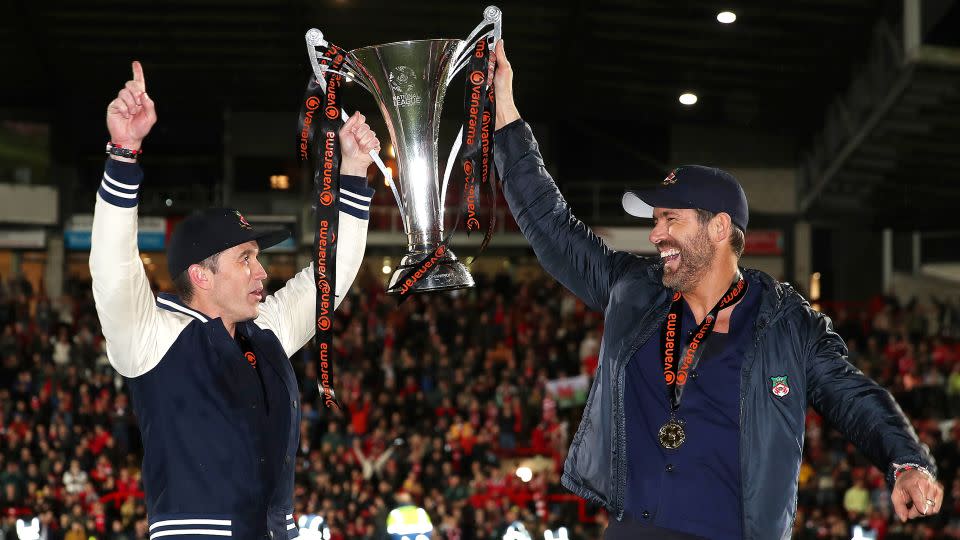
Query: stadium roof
1 0 958 228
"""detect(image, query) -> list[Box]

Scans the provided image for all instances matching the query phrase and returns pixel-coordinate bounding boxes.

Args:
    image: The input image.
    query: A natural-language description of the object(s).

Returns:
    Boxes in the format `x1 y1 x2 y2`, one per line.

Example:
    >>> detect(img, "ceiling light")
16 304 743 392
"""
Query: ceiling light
717 11 736 24
679 93 698 105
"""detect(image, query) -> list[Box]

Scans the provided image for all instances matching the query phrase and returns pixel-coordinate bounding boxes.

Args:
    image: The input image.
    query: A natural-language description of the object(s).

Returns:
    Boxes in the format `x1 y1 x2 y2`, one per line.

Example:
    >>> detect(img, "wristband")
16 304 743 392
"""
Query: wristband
106 142 142 160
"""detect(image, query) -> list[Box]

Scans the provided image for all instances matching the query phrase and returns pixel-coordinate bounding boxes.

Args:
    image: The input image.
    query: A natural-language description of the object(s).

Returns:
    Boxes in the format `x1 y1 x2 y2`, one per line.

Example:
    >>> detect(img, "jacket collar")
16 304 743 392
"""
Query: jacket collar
641 260 803 328
156 292 213 323
745 268 805 328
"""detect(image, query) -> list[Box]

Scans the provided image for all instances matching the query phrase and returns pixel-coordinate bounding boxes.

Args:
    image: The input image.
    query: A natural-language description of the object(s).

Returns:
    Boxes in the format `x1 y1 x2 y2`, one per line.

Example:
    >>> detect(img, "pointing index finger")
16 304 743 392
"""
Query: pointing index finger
132 61 146 89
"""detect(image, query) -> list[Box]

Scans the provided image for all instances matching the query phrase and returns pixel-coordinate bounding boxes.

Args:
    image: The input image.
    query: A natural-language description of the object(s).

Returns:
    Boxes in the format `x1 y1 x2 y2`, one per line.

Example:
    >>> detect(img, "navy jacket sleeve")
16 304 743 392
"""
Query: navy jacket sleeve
803 307 936 487
494 120 644 312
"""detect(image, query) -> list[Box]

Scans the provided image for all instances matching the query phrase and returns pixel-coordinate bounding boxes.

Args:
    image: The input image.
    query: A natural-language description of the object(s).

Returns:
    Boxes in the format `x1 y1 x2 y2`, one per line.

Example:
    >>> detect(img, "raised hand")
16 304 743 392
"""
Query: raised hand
106 61 157 151
488 40 520 130
339 111 381 177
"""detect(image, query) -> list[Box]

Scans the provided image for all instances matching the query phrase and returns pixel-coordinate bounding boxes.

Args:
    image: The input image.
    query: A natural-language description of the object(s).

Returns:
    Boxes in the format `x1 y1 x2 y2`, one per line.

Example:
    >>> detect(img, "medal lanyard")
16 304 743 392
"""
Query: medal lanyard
662 275 748 412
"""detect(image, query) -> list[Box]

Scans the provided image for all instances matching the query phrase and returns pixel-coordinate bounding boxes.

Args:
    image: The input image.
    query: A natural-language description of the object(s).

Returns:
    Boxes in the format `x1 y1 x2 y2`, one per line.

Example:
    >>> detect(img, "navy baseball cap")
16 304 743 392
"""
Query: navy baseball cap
621 165 749 231
167 208 290 278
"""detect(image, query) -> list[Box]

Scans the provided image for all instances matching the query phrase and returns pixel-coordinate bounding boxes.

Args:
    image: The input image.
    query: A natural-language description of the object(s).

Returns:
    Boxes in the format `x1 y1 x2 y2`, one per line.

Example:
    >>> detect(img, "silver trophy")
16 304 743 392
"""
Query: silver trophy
305 6 502 294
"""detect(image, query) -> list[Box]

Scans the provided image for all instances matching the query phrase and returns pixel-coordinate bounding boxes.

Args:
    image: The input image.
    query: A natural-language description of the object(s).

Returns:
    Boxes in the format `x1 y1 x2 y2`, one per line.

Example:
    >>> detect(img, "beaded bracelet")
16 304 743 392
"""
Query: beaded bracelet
893 462 936 482
106 142 143 160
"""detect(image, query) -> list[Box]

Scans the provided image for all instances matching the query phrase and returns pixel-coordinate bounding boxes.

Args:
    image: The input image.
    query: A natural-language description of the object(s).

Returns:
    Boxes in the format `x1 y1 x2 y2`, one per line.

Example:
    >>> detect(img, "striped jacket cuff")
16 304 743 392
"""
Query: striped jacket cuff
148 515 232 540
338 175 374 220
98 159 143 208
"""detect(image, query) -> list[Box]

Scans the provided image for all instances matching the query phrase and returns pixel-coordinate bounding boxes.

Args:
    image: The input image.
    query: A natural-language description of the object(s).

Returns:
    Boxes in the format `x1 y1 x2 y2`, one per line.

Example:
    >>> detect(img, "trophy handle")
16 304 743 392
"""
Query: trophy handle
305 30 374 94
304 28 398 206
484 5 503 47
305 28 329 84
447 5 502 86
440 5 501 211
440 126 464 211
315 65 372 93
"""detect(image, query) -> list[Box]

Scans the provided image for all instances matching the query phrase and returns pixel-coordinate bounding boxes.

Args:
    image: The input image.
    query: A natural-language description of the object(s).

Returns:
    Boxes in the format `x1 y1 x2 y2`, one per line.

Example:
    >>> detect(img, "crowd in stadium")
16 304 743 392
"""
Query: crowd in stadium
0 267 957 539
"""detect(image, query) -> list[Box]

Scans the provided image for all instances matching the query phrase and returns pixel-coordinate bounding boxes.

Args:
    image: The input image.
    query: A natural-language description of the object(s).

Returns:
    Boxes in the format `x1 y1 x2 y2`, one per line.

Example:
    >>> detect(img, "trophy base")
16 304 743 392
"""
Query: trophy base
387 247 475 294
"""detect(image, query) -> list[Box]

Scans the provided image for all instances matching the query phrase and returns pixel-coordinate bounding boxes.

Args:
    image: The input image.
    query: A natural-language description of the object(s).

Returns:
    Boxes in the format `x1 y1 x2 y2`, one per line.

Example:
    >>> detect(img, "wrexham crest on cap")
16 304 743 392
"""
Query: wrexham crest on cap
234 211 252 230
770 375 790 397
663 169 678 186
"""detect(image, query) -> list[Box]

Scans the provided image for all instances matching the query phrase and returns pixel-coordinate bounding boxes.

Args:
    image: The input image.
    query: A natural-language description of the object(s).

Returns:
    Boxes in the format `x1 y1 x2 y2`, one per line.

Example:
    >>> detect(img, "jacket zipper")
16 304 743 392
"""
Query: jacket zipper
614 297 671 519
741 294 782 539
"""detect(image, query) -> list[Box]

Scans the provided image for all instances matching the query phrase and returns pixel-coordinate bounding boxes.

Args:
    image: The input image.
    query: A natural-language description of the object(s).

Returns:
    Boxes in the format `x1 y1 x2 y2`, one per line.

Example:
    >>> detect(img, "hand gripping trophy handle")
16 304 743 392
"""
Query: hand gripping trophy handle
304 29 394 187
305 6 503 294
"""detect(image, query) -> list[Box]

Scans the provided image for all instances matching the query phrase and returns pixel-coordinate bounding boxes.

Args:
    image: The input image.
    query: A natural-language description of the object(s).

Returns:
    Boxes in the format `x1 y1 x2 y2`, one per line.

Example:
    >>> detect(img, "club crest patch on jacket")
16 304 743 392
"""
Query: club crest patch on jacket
770 375 790 397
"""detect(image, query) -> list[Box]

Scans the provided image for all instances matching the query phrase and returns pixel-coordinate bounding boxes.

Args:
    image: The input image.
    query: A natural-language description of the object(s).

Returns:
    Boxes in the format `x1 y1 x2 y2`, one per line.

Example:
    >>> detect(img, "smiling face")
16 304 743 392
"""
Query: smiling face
648 208 716 292
206 240 267 323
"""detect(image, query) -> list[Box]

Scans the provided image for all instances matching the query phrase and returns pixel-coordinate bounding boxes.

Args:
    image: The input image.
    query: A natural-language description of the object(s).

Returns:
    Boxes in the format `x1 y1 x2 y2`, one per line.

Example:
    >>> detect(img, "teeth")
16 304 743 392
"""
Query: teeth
660 249 680 258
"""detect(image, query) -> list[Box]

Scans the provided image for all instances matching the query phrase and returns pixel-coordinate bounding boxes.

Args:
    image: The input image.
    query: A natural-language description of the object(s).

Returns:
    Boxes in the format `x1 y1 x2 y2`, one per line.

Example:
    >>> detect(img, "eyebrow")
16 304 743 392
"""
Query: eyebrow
653 210 680 220
238 247 259 259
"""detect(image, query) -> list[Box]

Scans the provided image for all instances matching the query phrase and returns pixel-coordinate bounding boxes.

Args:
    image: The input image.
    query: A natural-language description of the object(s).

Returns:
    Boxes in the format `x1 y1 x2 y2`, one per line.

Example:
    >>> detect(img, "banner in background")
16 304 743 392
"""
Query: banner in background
65 215 166 251
0 229 46 249
744 229 783 255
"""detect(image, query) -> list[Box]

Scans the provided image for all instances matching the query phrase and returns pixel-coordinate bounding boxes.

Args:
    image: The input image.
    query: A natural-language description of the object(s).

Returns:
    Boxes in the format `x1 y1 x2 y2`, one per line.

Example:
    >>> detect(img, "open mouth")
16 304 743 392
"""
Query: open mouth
250 288 264 301
660 248 681 271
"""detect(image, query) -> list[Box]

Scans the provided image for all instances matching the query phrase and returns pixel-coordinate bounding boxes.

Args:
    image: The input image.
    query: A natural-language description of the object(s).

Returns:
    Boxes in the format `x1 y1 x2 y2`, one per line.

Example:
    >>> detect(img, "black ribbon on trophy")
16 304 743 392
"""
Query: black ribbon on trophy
297 43 347 410
658 276 748 449
387 36 499 302
296 7 504 406
465 38 498 254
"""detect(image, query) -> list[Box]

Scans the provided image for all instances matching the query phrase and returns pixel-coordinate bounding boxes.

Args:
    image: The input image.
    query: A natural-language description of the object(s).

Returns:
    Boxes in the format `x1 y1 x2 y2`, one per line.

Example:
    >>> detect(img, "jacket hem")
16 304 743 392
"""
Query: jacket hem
561 472 610 512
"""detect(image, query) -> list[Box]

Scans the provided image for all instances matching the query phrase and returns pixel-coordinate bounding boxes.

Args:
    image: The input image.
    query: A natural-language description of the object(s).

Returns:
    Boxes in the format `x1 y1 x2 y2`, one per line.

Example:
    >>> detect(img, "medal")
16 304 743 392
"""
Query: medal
658 417 686 449
660 275 748 450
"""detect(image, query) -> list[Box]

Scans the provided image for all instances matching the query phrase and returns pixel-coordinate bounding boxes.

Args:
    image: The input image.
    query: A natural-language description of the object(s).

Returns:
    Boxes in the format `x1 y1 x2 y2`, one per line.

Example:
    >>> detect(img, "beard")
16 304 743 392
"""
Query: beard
661 224 716 292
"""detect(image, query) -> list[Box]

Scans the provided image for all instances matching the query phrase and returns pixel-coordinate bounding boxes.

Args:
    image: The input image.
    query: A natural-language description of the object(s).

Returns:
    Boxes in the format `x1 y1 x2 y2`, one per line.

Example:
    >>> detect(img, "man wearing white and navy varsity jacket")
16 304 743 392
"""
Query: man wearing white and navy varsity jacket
90 62 381 540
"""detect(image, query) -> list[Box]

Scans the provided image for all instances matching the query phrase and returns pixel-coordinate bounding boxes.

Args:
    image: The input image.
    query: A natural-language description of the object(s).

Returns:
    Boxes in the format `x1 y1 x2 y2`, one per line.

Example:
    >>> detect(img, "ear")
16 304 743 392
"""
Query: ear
188 263 214 292
711 212 733 244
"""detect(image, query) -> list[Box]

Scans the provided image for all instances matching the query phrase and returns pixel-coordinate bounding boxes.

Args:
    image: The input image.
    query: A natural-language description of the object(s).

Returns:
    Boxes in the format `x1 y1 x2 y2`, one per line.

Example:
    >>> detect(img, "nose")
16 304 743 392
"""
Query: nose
252 258 268 281
649 219 667 246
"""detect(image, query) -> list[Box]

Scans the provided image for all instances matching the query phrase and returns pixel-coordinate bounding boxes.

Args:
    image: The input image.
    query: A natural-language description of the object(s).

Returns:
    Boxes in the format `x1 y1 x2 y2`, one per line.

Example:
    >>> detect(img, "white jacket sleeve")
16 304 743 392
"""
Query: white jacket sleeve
89 160 188 378
255 175 373 357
